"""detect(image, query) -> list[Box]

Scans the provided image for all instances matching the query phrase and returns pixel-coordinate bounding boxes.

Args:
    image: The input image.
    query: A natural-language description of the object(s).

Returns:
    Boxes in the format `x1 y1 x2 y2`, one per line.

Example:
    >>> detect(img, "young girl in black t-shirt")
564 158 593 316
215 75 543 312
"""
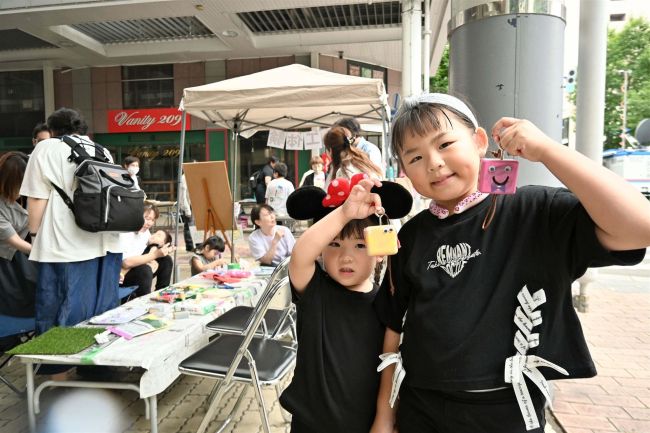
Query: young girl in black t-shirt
369 93 650 433
281 174 412 433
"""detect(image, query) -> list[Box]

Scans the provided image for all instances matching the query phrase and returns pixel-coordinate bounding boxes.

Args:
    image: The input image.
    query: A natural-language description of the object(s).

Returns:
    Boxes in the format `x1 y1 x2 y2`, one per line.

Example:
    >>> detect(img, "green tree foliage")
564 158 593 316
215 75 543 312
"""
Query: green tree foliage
429 44 449 93
604 18 650 148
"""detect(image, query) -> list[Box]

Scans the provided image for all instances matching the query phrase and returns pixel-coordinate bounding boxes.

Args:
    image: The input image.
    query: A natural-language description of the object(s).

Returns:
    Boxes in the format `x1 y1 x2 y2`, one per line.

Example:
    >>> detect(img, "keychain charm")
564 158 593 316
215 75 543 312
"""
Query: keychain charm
478 149 519 195
364 211 399 256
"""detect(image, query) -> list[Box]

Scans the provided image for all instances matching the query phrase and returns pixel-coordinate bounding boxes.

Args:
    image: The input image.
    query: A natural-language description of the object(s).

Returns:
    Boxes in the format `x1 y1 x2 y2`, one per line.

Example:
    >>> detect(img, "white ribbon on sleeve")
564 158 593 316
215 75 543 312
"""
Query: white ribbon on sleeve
505 286 569 431
504 354 568 430
377 352 405 408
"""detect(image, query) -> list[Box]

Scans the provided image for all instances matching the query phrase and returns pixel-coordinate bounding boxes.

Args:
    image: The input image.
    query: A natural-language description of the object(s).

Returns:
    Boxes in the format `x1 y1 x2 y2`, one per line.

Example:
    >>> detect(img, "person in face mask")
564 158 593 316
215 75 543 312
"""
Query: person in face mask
122 156 141 190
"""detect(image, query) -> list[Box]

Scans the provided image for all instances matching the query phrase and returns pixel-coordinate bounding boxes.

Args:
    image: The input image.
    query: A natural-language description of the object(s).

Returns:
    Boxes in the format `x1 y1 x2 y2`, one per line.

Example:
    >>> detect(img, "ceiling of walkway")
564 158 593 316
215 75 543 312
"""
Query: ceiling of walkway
0 0 450 73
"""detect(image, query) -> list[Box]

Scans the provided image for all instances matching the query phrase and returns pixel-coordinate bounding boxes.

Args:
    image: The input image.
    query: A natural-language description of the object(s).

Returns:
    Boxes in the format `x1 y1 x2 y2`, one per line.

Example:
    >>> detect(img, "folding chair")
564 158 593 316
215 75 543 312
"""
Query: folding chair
206 257 296 341
0 314 36 395
179 276 296 433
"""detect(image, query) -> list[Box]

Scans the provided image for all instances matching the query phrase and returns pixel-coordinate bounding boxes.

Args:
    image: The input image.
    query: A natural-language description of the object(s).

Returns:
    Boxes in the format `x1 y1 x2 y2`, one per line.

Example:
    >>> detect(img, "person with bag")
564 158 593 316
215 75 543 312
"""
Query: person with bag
20 108 123 335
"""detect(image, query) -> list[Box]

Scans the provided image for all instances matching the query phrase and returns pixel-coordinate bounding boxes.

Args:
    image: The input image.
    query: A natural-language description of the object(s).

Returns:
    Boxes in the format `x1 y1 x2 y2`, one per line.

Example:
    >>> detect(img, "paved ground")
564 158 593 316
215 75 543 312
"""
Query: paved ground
1 232 648 433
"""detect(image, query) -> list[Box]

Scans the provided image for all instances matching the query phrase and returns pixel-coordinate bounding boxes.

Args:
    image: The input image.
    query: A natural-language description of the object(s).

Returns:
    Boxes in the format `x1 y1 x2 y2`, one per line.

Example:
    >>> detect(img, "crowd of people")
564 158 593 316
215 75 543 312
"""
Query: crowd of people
3 95 649 433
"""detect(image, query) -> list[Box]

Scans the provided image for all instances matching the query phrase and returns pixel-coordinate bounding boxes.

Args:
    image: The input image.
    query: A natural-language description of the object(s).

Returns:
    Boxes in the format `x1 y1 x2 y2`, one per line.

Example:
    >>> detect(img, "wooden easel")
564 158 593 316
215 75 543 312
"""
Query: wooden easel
201 178 233 253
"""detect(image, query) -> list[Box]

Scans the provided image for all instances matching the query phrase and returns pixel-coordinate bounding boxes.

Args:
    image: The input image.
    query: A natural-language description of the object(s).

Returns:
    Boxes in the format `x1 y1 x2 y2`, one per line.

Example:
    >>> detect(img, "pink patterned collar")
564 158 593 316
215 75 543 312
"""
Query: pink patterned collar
429 191 489 219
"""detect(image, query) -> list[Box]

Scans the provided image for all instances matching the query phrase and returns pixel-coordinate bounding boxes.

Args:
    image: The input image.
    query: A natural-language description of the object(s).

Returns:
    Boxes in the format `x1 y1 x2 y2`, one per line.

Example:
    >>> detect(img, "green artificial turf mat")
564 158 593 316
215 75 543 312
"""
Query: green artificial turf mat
7 327 106 355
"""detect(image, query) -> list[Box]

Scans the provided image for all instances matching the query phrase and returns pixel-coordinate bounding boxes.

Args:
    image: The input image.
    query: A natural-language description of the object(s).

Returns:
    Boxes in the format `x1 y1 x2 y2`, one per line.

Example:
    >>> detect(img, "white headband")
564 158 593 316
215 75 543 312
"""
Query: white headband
400 93 479 129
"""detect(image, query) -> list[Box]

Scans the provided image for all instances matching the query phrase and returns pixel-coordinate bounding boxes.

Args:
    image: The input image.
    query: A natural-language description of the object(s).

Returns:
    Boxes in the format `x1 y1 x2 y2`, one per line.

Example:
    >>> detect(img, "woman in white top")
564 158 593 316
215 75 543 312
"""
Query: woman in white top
247 204 295 266
323 126 382 187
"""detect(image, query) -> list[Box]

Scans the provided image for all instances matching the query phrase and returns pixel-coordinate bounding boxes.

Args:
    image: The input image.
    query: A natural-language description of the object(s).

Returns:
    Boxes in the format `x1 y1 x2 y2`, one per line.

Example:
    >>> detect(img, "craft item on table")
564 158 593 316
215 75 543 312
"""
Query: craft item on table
181 299 218 315
148 303 174 316
209 269 253 284
150 287 199 303
8 327 107 355
88 305 149 325
107 316 168 340
253 266 275 276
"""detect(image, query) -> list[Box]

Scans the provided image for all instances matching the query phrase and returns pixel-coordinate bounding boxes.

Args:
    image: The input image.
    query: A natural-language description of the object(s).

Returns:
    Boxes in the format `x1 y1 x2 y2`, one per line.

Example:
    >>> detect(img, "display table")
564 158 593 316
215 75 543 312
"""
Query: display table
18 272 267 433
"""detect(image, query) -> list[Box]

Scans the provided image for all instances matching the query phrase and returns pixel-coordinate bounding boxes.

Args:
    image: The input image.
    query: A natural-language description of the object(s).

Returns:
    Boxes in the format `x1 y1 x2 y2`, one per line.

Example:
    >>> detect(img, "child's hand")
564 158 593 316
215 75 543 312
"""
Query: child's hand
341 178 383 220
491 117 557 162
153 243 174 258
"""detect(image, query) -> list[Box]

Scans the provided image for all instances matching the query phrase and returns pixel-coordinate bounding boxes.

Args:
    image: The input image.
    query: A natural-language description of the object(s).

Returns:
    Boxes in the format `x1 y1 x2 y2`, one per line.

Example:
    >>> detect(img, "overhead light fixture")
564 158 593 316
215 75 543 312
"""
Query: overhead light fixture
195 4 204 11
221 30 238 38
58 41 76 48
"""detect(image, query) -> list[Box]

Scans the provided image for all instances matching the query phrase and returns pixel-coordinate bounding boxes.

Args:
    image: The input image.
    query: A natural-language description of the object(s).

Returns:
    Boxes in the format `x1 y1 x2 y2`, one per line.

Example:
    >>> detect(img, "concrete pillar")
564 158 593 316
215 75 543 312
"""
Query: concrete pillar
43 64 55 118
449 0 566 187
575 0 607 163
401 0 422 97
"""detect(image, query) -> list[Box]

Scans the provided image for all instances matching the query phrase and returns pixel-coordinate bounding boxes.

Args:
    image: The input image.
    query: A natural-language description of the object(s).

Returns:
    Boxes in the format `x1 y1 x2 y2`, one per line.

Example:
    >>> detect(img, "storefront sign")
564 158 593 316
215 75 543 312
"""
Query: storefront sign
107 108 190 133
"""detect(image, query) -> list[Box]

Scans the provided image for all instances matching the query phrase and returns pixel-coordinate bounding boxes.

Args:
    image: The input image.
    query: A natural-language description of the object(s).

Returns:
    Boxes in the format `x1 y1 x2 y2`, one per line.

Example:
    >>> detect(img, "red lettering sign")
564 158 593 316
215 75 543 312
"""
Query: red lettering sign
107 108 191 133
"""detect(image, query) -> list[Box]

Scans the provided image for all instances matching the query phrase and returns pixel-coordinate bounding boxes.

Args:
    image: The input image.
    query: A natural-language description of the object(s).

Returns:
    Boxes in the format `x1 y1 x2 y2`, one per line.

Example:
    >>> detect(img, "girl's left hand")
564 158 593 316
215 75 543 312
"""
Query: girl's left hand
491 117 558 162
341 178 383 220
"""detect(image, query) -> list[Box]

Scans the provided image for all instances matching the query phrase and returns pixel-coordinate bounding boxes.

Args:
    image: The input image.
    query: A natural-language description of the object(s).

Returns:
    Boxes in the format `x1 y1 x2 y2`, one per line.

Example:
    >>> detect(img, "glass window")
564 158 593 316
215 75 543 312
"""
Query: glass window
347 60 387 89
238 131 297 200
0 70 45 137
122 65 174 109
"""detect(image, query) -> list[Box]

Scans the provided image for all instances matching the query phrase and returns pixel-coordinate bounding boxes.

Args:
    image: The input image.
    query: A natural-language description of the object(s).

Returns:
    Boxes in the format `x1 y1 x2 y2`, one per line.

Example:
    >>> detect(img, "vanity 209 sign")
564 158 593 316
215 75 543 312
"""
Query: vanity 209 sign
107 108 191 133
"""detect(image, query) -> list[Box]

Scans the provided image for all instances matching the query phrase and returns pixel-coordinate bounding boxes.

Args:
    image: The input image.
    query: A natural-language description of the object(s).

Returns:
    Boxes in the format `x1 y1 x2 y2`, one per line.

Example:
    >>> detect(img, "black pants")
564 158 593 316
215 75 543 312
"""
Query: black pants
122 256 173 298
254 183 266 204
181 213 194 251
397 384 546 433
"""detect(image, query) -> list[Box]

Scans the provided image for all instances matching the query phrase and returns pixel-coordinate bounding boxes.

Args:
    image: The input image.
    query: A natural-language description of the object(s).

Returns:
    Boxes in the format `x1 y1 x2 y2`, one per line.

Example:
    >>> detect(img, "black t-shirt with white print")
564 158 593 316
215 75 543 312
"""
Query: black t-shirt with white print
280 264 385 433
375 185 645 391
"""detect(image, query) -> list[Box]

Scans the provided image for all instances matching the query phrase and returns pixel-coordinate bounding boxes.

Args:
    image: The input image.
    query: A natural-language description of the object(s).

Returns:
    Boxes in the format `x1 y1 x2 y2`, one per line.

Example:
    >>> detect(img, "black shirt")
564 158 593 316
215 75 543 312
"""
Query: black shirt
280 264 385 433
375 186 645 391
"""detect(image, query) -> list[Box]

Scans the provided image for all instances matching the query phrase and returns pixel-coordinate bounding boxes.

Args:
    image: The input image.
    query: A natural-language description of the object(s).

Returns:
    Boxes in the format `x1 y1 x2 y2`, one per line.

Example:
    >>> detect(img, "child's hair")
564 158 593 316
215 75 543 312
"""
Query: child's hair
309 155 324 167
273 162 288 178
123 155 140 167
143 202 160 219
161 230 172 245
250 204 274 229
391 96 478 167
198 236 226 253
336 215 384 286
324 126 382 178
0 152 28 202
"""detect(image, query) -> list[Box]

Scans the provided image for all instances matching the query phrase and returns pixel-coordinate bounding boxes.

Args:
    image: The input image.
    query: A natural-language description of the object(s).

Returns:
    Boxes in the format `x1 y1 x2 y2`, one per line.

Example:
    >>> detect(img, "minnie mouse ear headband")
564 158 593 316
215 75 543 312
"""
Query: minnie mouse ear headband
287 173 413 222
399 93 478 129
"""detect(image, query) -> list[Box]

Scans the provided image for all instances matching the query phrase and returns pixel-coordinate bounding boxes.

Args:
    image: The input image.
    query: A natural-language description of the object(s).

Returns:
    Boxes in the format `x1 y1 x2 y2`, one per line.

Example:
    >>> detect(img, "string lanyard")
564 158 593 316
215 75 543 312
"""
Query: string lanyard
481 148 504 230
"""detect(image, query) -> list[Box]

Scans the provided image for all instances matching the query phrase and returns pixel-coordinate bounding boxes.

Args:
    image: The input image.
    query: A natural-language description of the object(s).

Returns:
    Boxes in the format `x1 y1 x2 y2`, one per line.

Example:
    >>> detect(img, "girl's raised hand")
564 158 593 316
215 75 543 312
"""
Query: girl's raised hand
491 117 558 162
341 177 383 220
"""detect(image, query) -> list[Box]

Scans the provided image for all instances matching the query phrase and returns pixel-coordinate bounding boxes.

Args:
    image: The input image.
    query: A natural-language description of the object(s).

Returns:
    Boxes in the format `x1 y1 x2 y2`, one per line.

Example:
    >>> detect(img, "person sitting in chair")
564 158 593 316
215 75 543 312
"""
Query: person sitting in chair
248 204 295 267
120 204 174 298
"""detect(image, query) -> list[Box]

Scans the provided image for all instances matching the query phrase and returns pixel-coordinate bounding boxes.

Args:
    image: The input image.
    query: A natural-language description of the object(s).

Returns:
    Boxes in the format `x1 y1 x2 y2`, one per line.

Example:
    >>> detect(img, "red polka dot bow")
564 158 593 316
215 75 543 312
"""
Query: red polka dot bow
322 173 369 208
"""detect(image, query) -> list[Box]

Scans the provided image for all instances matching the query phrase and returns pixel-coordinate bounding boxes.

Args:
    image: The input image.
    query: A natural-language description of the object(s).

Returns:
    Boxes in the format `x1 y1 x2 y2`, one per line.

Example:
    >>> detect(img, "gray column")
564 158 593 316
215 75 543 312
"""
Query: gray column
43 64 55 118
575 0 607 163
449 0 566 187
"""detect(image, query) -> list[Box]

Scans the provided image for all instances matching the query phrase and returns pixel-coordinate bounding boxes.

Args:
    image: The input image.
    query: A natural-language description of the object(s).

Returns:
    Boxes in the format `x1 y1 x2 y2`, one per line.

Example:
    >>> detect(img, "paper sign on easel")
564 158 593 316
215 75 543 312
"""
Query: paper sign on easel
267 129 287 149
303 129 323 150
285 132 303 150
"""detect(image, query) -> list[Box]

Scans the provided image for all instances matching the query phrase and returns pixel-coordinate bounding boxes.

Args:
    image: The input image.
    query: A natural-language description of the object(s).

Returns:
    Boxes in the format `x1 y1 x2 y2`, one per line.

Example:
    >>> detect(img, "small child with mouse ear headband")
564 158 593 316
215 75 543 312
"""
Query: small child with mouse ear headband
371 92 650 433
278 174 412 433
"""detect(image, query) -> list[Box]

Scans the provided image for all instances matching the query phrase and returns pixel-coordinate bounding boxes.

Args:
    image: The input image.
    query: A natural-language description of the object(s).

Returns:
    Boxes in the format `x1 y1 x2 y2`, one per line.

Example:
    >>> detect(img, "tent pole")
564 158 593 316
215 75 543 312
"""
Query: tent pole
172 111 187 283
230 127 239 263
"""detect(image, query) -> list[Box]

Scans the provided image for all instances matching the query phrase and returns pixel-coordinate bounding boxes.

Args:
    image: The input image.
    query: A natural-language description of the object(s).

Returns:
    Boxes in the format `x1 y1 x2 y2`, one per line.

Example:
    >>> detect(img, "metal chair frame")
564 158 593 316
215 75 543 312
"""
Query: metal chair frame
179 276 296 433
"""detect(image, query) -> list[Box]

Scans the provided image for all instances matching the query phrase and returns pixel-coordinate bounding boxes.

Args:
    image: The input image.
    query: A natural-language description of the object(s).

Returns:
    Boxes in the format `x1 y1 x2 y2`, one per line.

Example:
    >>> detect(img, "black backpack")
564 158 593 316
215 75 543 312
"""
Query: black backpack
51 135 145 233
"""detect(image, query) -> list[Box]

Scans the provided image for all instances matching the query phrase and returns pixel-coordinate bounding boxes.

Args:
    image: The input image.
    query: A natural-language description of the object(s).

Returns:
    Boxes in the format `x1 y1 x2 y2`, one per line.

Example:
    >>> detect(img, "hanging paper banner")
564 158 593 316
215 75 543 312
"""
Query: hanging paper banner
285 132 304 150
303 129 323 150
267 129 287 149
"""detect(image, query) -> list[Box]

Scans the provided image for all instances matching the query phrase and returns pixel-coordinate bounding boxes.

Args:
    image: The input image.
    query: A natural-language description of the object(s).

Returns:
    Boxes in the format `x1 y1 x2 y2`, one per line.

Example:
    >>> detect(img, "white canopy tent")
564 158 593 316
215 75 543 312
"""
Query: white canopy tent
173 64 391 269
